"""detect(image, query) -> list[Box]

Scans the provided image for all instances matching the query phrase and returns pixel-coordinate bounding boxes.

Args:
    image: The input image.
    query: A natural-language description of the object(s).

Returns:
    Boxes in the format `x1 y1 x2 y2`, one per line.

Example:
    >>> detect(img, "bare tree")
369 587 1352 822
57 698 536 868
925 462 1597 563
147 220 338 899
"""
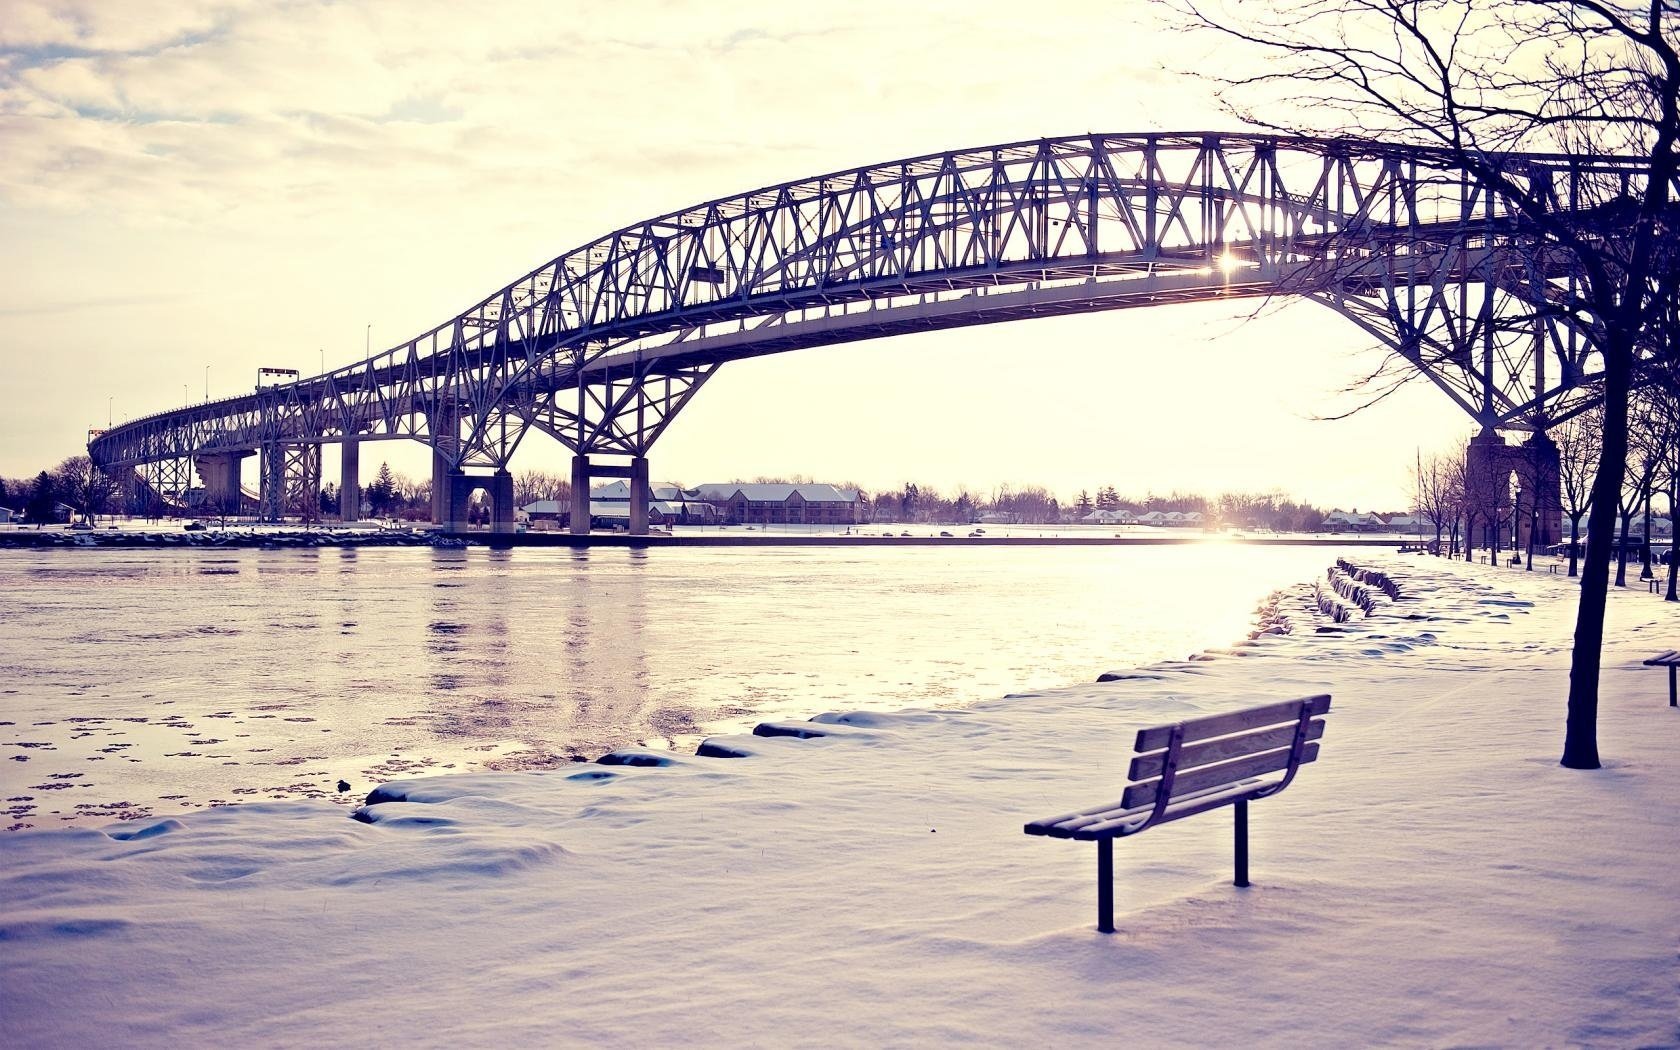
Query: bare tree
1185 0 1680 768
1414 449 1460 552
53 455 116 525
1555 407 1601 576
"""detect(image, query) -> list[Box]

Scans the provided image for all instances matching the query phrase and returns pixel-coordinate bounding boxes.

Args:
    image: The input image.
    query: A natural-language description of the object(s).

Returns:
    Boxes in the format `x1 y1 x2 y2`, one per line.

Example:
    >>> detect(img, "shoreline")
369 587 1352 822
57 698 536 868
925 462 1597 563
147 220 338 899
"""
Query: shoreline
0 527 1422 550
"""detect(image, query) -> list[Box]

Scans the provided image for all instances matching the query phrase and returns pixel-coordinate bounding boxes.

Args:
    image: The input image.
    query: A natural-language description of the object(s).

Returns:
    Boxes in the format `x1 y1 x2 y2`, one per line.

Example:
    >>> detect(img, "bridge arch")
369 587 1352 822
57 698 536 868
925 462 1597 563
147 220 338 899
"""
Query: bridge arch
93 132 1652 533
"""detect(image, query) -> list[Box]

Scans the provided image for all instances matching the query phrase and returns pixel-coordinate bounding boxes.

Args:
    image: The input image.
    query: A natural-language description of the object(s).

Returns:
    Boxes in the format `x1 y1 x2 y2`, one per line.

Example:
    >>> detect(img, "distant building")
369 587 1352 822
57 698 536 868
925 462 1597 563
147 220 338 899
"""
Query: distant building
0 506 17 524
690 483 861 525
1323 508 1388 532
592 481 721 526
1081 508 1134 525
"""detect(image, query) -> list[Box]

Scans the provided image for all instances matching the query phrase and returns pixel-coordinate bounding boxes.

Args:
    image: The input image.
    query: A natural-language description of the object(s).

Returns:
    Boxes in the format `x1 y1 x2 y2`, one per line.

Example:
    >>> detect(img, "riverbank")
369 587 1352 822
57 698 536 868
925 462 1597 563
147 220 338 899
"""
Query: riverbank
2 556 1675 1046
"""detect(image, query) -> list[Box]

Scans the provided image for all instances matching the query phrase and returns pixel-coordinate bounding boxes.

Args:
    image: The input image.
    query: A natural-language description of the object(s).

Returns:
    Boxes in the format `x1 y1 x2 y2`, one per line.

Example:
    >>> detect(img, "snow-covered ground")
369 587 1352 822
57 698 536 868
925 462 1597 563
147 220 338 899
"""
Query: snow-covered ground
2 556 1676 1047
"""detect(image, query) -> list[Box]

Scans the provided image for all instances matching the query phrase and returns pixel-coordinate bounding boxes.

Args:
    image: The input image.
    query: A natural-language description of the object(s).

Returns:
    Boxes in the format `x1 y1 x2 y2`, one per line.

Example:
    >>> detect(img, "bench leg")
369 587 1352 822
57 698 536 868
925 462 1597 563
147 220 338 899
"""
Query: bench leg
1096 838 1114 934
1670 666 1676 708
1234 799 1250 888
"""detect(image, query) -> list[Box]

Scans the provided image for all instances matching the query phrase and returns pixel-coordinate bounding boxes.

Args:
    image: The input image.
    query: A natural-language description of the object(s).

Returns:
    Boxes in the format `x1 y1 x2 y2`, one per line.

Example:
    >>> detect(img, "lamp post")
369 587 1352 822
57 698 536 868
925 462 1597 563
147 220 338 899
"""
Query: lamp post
1513 489 1523 566
204 365 210 400
107 397 112 426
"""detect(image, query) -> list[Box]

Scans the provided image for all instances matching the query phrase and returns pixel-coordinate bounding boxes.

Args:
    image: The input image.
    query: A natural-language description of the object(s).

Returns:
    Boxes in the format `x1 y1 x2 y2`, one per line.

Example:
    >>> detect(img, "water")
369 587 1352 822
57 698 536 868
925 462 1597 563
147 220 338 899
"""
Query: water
0 542 1340 827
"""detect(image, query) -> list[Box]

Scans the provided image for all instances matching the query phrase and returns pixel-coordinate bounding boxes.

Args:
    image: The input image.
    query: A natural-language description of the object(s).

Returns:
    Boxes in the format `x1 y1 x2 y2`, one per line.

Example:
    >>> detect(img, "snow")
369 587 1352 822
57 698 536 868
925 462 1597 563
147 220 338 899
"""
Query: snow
3 556 1678 1047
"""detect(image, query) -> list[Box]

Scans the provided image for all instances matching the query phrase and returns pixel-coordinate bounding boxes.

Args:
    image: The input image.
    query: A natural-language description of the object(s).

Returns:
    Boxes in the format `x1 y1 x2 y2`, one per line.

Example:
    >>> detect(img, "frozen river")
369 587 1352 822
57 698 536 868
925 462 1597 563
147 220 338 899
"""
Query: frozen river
0 542 1344 828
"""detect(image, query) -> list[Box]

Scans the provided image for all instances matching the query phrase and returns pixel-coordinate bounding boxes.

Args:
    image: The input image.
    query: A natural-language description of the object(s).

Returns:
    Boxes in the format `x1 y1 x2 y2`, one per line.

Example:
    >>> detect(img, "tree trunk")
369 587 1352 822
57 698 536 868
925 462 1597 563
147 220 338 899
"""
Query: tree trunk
1564 346 1631 770
1640 488 1653 580
1616 510 1631 587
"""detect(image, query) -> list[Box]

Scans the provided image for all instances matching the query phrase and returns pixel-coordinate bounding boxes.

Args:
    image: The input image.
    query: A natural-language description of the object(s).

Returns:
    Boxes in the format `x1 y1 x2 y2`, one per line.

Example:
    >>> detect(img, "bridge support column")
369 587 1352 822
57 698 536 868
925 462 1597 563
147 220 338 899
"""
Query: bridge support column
1522 432 1560 552
339 440 360 522
195 451 247 518
629 456 649 536
432 450 450 526
259 444 321 524
490 470 516 535
571 455 591 535
442 470 474 534
1465 429 1560 557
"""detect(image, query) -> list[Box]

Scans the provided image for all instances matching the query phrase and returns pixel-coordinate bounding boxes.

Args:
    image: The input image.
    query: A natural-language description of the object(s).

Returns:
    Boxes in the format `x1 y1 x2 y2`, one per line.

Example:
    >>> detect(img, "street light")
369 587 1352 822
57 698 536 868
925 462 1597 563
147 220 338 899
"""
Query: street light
204 365 210 400
107 397 112 426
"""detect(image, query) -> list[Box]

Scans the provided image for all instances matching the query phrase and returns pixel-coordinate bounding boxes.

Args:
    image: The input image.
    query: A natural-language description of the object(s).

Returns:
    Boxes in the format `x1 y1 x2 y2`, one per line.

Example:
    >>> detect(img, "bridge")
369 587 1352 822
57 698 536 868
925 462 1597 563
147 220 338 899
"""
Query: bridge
89 132 1649 536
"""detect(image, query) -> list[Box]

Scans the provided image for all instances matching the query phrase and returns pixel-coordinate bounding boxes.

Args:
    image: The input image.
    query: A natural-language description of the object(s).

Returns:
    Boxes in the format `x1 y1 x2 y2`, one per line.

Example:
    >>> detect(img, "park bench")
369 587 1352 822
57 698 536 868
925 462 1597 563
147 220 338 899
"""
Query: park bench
1642 651 1680 707
1024 694 1330 933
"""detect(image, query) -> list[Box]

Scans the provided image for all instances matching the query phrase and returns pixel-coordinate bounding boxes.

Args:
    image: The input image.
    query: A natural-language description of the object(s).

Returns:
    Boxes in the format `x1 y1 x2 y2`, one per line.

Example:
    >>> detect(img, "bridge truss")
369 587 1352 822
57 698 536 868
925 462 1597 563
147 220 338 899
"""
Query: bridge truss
90 132 1668 532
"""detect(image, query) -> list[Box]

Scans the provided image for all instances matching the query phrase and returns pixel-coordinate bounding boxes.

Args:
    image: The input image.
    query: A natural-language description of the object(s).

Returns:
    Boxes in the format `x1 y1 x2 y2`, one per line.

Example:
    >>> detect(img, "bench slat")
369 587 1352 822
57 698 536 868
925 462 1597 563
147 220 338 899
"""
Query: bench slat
1642 650 1680 666
1122 742 1319 810
1025 779 1262 838
1071 780 1263 840
1134 694 1331 751
1128 718 1325 781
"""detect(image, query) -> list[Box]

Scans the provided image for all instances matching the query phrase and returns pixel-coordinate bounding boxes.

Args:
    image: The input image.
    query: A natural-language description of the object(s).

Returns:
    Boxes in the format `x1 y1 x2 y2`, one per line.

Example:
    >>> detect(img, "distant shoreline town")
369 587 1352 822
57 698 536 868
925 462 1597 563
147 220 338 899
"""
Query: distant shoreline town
2 457 1420 535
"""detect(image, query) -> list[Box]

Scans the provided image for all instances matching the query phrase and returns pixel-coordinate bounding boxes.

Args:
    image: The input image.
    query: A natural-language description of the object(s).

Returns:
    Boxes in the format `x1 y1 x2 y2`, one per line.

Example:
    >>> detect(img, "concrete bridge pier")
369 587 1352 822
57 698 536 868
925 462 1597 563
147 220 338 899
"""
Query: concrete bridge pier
1466 429 1560 554
432 450 451 526
628 456 649 536
339 439 360 522
570 455 591 535
441 471 470 534
490 470 515 535
569 455 651 535
194 451 248 517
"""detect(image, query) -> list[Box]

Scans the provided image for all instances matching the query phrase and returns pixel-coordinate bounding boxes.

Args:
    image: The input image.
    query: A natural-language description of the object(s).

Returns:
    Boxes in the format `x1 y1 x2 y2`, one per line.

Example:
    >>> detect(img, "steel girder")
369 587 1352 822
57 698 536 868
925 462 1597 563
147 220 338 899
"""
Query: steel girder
89 132 1671 473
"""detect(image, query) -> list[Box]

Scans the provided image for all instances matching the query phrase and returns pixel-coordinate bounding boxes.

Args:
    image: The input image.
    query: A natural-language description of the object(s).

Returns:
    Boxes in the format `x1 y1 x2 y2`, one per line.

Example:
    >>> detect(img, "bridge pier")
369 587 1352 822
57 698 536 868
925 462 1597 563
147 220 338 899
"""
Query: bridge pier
1466 430 1560 556
432 450 450 526
629 456 649 536
259 444 320 524
571 455 591 535
490 470 516 535
339 440 360 522
442 470 472 533
194 451 248 517
568 455 651 535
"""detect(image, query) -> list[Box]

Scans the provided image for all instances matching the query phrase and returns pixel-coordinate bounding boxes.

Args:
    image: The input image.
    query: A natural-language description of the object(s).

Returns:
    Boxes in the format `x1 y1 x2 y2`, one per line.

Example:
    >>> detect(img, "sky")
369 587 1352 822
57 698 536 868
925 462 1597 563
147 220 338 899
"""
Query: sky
0 0 1478 510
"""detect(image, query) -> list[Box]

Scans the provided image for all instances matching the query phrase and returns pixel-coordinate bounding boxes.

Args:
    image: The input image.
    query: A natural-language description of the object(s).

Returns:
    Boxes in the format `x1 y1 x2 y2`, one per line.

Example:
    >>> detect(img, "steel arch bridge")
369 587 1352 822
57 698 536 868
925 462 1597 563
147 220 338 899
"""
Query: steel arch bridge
89 131 1655 534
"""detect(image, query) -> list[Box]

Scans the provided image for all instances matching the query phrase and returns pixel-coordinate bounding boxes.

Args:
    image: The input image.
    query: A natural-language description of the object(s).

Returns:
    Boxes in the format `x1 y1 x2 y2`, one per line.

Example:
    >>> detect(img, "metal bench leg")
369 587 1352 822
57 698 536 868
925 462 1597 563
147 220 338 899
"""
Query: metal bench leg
1670 666 1676 707
1234 799 1250 887
1096 838 1114 934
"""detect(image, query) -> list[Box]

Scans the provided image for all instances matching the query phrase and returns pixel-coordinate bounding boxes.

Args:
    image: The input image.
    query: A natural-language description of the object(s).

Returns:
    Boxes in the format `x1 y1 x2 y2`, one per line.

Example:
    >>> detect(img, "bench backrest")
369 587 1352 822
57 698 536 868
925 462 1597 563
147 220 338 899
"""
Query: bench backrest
1122 695 1330 812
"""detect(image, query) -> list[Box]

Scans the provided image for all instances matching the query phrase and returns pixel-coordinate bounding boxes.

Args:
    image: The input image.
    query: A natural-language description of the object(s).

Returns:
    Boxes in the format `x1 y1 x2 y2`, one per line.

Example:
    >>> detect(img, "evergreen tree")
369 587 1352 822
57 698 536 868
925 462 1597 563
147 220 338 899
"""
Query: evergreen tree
1076 490 1093 515
26 471 56 526
368 462 396 515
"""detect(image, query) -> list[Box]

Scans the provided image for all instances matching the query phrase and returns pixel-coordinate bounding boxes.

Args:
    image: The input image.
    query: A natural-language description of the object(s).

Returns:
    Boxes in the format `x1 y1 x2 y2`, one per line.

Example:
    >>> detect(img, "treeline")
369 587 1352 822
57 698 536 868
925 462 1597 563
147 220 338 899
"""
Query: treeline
1 456 120 524
4 456 1333 533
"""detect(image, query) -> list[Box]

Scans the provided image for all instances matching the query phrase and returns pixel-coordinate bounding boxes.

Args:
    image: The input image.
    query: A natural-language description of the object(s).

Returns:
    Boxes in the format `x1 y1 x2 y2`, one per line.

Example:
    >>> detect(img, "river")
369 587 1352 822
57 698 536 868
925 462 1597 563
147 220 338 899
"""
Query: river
0 541 1344 828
